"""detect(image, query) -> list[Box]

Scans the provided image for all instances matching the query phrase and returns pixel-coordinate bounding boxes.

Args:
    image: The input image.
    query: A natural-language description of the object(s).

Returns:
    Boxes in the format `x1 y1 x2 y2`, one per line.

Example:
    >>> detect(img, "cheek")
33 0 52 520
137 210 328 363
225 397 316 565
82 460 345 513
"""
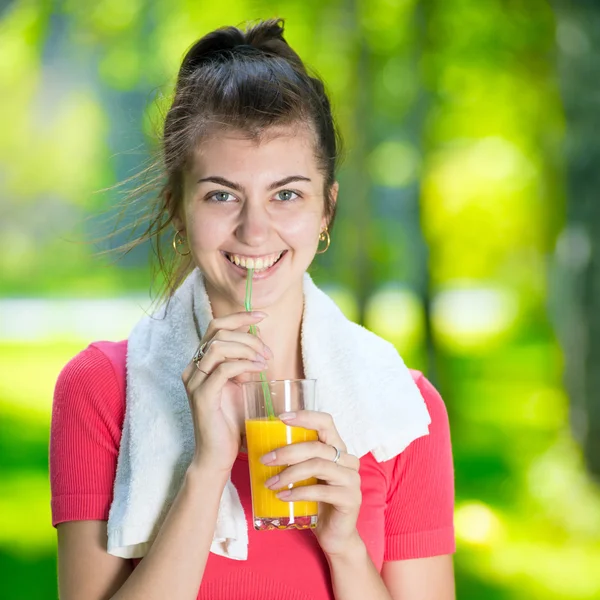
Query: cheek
187 212 227 249
279 212 321 245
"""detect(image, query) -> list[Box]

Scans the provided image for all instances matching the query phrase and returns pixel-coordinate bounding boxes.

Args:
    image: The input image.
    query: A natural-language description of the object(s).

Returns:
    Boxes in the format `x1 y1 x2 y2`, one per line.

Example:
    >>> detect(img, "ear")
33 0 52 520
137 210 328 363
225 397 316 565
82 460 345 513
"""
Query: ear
169 190 186 234
172 216 185 234
322 181 339 230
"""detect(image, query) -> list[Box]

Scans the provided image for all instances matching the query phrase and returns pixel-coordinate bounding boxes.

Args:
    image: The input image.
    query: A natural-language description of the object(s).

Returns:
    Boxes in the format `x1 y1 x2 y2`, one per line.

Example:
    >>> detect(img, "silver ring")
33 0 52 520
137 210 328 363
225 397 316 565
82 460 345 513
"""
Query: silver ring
193 340 209 366
331 445 341 464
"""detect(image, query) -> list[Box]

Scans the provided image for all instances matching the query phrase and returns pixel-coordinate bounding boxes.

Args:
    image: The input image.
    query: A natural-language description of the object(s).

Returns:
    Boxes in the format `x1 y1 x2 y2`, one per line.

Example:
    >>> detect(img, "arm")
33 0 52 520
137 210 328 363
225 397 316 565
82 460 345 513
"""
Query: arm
51 344 134 599
381 555 455 600
115 463 228 599
327 538 455 600
378 372 456 599
324 537 455 598
57 463 228 600
57 521 133 600
327 535 393 600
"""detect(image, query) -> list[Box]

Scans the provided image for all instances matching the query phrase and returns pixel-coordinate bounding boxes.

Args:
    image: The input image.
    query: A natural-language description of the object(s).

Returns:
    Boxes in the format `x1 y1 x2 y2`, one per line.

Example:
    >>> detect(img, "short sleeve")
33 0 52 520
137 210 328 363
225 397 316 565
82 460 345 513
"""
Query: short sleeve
49 344 126 527
383 372 455 561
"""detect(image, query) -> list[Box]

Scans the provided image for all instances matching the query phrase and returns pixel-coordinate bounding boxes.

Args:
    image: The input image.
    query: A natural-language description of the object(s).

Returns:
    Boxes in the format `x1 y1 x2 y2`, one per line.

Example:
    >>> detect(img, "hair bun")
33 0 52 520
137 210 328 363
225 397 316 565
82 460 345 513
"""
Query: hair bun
245 18 286 49
180 26 245 74
180 19 303 78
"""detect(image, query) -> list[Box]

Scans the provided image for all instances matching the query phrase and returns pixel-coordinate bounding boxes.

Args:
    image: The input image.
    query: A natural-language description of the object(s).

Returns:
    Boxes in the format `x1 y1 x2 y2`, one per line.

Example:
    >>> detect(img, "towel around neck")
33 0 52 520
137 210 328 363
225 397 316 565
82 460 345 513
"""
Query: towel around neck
106 268 431 560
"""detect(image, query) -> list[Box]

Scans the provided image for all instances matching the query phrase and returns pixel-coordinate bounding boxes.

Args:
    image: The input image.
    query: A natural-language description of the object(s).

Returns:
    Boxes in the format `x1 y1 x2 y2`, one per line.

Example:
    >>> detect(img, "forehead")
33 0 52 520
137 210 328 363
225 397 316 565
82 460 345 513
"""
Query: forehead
189 124 320 179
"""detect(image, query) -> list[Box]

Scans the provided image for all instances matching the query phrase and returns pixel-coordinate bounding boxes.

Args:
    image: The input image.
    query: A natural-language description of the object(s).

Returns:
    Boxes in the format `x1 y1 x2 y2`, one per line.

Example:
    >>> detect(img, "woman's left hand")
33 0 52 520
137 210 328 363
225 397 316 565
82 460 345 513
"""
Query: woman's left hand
260 410 363 557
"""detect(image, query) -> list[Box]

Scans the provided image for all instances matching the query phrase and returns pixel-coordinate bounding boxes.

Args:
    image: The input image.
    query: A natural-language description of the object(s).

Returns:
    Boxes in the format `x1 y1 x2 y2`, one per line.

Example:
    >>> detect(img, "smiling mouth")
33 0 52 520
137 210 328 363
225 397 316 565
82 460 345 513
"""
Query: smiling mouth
223 250 287 272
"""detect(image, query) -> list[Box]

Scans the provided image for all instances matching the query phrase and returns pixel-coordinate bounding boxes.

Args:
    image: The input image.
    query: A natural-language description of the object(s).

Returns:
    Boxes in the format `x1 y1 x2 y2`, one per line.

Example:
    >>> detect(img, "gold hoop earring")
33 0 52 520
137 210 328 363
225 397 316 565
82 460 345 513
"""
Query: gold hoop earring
172 230 191 256
316 228 330 254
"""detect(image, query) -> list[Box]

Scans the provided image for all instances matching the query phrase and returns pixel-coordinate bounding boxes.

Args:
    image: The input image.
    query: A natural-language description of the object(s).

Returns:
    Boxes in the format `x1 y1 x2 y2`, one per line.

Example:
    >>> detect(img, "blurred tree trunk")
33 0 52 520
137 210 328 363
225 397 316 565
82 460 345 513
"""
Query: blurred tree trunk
551 0 600 480
324 0 429 326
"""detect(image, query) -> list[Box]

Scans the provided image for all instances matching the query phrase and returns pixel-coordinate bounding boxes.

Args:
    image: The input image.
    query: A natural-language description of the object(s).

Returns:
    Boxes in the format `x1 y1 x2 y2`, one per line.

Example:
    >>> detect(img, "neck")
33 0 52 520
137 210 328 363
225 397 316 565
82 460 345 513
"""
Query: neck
257 292 305 380
205 275 305 381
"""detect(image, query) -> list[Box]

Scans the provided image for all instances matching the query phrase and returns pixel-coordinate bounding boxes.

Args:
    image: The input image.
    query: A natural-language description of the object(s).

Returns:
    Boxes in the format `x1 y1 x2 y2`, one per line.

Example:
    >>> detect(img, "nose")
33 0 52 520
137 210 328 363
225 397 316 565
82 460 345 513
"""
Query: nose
235 201 270 247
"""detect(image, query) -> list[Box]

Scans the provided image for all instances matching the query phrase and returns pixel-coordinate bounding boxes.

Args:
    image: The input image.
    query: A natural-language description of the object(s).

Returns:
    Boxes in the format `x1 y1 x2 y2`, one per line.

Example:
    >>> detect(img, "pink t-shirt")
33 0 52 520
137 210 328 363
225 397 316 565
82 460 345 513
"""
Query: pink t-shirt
50 340 455 599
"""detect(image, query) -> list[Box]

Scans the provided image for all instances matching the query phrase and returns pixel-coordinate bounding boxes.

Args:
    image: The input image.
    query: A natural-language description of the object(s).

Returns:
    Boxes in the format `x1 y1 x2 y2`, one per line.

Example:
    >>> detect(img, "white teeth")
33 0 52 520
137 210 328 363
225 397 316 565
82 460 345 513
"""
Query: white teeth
226 251 283 270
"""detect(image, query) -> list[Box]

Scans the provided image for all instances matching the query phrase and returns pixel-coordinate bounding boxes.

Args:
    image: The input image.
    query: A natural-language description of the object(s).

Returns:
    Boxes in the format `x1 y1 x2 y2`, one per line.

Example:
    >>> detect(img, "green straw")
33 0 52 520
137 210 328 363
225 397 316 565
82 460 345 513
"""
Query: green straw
245 268 275 419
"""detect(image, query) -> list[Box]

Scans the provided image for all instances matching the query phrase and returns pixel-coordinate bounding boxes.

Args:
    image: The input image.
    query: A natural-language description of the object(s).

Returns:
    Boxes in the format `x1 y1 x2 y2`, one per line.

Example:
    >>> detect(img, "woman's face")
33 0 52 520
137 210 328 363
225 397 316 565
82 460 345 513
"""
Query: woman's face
178 125 336 311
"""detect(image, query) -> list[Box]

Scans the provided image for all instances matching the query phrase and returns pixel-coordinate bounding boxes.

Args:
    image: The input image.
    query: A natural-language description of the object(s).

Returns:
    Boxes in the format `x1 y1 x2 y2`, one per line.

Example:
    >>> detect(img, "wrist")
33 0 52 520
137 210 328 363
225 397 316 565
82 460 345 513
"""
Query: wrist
324 531 367 565
190 447 236 474
185 460 230 489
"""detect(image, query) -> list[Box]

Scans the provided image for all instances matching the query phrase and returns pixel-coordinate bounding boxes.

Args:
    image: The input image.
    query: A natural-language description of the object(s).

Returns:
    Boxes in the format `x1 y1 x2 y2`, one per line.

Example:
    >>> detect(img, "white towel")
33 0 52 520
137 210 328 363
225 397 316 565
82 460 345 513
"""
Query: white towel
107 268 431 560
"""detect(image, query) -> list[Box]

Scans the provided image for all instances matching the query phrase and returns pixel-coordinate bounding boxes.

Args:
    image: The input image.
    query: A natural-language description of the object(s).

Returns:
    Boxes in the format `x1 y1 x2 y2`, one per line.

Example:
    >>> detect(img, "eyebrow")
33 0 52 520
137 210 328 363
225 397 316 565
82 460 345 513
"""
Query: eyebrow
197 175 311 193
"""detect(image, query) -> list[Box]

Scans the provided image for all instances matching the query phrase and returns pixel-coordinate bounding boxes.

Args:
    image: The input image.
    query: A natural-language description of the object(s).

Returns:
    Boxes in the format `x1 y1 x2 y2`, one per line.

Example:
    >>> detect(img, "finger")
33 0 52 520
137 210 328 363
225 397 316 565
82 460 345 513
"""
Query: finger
204 311 267 341
183 360 204 385
183 329 270 388
264 457 360 491
279 410 346 451
190 338 268 385
200 338 268 366
275 483 362 510
182 362 194 384
190 359 266 396
260 440 360 471
212 329 273 360
232 370 263 385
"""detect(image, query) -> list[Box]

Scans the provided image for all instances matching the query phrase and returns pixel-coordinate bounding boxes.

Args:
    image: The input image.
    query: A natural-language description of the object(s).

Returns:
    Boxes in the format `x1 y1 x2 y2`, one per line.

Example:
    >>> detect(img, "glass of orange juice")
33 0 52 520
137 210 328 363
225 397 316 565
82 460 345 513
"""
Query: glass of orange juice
241 379 319 531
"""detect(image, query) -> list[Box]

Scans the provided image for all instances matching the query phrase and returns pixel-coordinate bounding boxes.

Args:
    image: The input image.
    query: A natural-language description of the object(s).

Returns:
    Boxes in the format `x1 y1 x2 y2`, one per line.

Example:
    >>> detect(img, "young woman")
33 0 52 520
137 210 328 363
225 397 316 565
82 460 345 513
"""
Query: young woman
50 18 456 600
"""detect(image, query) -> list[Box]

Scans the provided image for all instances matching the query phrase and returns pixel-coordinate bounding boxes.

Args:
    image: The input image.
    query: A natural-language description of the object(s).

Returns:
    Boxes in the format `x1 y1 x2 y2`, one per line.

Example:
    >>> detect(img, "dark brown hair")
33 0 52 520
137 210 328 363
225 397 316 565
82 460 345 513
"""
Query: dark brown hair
111 18 341 302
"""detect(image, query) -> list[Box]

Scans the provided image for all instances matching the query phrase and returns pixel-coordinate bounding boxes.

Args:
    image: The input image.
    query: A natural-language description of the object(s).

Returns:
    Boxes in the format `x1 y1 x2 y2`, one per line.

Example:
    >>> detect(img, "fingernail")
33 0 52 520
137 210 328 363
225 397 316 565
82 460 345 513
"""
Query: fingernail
264 475 279 488
277 490 292 500
260 451 276 464
279 412 296 422
251 311 267 318
255 353 267 363
264 346 273 359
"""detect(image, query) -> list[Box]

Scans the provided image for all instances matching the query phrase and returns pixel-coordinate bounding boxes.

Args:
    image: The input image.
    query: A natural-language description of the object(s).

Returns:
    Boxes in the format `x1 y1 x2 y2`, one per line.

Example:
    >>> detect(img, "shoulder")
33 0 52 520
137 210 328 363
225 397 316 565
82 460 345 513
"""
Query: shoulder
54 340 128 421
381 368 453 488
387 368 453 483
58 340 127 383
408 369 449 427
89 340 128 389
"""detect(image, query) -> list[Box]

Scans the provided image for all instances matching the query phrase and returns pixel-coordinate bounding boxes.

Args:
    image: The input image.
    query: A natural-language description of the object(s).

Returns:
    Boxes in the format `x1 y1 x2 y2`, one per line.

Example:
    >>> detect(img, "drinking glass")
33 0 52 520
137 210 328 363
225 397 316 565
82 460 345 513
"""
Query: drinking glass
242 379 319 531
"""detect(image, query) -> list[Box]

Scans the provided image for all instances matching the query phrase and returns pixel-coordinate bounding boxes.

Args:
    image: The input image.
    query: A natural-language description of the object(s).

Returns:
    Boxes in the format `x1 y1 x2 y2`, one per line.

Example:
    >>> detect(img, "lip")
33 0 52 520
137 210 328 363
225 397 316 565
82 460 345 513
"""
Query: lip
224 251 285 259
221 250 288 280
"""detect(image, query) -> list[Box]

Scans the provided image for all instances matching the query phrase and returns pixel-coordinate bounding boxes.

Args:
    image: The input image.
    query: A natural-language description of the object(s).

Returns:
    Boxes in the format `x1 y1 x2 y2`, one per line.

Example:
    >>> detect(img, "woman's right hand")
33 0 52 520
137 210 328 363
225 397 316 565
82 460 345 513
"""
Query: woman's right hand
181 311 272 473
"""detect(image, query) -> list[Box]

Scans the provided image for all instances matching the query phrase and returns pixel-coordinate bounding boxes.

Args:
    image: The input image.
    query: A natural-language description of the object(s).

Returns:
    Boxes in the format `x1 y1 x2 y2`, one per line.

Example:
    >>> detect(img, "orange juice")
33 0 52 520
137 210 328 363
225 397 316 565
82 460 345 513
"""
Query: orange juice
245 417 319 530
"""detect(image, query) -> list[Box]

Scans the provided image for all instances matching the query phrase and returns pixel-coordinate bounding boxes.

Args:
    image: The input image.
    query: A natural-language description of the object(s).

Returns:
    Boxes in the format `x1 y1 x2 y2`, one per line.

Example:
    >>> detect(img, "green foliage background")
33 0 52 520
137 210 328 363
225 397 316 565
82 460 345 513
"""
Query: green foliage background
1 1 599 599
